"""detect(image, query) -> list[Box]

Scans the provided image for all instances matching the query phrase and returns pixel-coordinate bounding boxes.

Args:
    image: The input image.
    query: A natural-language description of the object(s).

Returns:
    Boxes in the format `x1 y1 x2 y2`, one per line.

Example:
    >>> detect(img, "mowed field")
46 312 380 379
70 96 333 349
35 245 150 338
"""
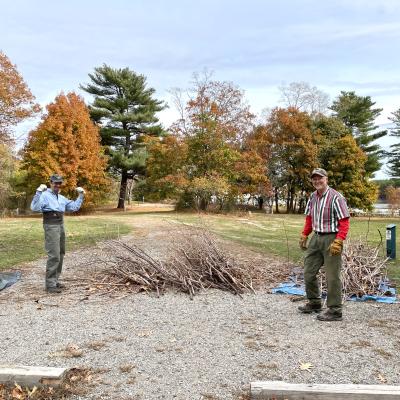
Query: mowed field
1 205 399 281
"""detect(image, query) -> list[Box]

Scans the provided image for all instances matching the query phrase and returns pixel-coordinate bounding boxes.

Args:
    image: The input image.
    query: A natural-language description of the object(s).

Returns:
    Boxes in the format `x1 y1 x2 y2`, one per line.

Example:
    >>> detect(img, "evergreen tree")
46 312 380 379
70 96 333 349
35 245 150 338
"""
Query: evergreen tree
330 91 387 177
81 64 166 208
314 115 378 210
387 108 400 177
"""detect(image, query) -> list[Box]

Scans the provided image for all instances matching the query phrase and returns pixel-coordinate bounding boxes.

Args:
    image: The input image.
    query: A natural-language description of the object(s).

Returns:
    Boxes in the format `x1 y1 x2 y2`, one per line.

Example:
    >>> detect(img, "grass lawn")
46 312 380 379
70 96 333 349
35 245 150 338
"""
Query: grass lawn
1 208 399 283
0 215 130 269
159 212 400 283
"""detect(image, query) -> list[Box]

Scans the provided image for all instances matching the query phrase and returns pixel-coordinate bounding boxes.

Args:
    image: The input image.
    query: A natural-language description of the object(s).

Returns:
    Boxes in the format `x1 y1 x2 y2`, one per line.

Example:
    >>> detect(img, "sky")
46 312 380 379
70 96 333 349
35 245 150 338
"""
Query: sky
1 0 400 179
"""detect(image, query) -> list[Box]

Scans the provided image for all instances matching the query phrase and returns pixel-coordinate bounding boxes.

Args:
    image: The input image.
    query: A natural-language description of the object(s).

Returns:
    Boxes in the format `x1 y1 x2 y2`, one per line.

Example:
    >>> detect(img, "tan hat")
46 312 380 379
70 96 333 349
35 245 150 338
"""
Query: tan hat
311 168 327 177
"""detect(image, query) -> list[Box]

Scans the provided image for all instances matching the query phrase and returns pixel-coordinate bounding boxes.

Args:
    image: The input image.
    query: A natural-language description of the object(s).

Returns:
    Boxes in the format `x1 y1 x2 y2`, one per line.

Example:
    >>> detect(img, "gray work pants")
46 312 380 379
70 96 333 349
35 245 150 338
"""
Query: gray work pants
44 224 65 288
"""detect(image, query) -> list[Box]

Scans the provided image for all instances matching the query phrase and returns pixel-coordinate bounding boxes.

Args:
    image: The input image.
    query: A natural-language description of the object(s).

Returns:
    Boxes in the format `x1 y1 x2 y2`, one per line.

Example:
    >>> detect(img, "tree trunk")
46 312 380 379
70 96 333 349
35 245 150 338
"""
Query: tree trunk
286 191 290 213
200 197 208 211
289 187 295 213
275 188 280 214
117 170 128 209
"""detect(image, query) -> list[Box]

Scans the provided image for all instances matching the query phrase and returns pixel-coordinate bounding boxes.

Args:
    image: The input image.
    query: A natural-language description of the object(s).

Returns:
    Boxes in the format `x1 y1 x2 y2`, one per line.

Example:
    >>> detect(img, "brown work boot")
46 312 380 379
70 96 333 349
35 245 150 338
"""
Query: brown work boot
46 286 62 294
298 302 322 314
317 309 342 321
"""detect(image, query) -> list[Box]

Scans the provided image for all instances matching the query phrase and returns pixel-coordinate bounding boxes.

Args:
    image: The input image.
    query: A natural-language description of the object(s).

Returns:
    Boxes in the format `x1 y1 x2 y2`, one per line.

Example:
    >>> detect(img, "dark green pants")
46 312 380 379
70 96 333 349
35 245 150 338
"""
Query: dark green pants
304 233 342 312
44 224 65 289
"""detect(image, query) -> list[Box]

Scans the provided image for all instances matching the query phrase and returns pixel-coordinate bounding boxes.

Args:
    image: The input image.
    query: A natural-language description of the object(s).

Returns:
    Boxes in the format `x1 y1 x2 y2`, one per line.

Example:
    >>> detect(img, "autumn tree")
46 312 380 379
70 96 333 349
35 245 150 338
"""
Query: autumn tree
387 108 400 178
0 51 40 144
81 64 166 208
0 144 17 209
266 107 318 213
314 115 378 210
146 73 269 210
330 91 387 177
145 135 189 200
386 186 400 215
21 92 110 207
279 81 330 115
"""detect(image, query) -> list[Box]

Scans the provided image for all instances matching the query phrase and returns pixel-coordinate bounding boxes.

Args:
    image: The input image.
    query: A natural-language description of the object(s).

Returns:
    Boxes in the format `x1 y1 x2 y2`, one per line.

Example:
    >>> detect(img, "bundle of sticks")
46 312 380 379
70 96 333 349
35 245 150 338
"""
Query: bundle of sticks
340 238 390 298
93 227 290 298
314 237 390 299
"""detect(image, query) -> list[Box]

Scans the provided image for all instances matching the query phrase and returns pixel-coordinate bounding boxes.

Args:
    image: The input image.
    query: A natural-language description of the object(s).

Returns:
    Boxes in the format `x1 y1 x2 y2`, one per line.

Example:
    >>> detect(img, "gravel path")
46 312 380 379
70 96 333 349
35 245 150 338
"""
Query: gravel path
1 217 400 399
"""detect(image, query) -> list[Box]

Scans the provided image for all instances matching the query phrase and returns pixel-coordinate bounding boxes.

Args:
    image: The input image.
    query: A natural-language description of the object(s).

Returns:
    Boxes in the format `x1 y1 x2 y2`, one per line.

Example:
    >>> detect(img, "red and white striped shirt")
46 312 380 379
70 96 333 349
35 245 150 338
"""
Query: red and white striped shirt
304 187 350 233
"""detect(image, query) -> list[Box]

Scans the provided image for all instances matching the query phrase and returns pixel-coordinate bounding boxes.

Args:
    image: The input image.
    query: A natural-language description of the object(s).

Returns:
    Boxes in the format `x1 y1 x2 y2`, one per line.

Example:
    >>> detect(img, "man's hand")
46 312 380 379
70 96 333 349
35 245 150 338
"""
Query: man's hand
329 238 343 256
36 184 47 192
299 234 308 250
76 187 85 194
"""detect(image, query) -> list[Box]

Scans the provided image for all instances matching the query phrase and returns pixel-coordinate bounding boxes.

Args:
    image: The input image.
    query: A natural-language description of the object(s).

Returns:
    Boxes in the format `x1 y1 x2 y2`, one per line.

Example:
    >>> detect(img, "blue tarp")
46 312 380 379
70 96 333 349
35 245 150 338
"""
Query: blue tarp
272 281 398 303
272 282 306 296
0 271 21 291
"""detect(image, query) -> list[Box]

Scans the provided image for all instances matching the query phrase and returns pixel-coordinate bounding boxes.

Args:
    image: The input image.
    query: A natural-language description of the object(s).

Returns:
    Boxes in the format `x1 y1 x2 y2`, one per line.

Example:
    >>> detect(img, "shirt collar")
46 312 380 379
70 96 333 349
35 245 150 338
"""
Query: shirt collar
316 186 330 198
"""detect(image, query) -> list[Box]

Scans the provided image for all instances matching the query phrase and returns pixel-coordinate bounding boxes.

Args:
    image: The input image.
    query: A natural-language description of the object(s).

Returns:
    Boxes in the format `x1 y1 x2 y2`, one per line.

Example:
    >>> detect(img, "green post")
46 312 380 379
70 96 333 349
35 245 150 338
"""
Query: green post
386 224 396 259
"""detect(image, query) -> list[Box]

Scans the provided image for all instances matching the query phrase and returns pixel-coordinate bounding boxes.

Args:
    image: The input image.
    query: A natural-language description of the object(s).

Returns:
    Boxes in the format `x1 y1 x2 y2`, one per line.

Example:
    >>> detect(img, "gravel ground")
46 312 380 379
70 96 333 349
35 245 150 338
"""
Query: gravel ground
1 217 400 399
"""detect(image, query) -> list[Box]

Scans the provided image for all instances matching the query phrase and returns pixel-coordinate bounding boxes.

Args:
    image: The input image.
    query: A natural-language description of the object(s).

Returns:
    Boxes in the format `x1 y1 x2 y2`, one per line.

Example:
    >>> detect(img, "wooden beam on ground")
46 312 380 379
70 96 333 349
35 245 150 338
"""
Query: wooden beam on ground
0 365 68 387
251 381 400 399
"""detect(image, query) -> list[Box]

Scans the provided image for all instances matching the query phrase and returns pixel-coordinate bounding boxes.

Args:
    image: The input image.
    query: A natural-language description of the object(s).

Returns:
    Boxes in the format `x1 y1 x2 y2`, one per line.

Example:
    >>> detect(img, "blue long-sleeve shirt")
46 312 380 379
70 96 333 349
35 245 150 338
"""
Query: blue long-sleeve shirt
30 190 84 213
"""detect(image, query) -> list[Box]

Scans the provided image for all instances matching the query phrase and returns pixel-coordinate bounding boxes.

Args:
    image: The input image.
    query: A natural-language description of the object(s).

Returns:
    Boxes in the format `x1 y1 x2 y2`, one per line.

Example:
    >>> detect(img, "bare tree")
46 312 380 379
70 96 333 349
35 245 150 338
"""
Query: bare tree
279 81 330 115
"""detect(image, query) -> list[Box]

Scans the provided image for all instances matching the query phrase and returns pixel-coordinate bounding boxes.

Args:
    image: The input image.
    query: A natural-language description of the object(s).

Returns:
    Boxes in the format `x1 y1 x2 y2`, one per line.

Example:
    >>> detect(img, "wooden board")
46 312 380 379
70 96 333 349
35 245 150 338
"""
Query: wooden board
251 381 400 399
0 365 68 387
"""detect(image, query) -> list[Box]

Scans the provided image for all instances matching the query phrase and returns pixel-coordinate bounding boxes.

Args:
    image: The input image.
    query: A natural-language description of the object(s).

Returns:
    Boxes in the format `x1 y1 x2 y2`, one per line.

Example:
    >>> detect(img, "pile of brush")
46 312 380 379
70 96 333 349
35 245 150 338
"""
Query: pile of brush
85 227 291 298
340 238 390 298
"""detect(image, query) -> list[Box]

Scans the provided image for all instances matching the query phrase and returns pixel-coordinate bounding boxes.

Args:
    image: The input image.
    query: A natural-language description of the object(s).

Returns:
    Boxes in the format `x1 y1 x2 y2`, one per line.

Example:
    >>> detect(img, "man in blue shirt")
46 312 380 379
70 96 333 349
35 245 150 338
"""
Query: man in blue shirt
31 174 85 293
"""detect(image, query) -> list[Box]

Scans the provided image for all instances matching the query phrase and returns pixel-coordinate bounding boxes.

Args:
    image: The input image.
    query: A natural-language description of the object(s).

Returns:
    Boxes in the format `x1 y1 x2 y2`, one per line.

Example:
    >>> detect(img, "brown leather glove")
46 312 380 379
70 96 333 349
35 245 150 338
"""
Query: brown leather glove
329 238 343 256
299 234 308 250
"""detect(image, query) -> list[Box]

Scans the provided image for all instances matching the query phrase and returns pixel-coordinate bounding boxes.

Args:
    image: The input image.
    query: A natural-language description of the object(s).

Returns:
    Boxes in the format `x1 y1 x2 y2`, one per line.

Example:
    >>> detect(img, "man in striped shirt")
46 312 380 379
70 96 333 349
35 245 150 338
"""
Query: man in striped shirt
298 168 350 321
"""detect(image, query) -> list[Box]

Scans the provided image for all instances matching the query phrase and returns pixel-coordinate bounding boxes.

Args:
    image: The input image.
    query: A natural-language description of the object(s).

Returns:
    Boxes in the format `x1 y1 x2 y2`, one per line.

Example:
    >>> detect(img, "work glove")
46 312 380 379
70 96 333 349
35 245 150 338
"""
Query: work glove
36 184 47 192
76 187 85 195
329 238 343 256
299 234 308 250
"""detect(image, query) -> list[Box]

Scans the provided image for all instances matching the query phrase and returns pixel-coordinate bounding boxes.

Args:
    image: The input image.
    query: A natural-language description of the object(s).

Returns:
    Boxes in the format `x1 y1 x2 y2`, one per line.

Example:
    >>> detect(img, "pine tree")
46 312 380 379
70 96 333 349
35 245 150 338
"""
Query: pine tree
81 65 166 208
387 108 400 178
330 91 387 177
22 92 110 207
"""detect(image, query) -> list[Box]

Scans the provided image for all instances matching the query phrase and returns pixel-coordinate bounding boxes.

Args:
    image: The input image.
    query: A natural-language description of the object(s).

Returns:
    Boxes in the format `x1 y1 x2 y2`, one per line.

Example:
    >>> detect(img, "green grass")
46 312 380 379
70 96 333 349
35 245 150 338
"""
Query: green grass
1 209 400 283
0 215 130 269
163 212 400 282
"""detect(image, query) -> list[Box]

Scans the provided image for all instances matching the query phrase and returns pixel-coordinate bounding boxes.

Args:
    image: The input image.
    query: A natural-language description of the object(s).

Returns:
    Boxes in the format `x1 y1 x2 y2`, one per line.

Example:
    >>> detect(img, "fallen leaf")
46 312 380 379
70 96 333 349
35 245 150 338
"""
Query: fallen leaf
11 383 23 399
70 375 79 382
27 386 38 396
377 373 387 383
66 344 83 357
299 362 314 371
137 330 152 337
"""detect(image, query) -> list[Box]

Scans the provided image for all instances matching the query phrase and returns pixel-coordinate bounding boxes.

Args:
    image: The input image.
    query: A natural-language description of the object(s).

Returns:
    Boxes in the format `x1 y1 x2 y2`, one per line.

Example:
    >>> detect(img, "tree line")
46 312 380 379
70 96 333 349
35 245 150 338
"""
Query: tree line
1 51 400 212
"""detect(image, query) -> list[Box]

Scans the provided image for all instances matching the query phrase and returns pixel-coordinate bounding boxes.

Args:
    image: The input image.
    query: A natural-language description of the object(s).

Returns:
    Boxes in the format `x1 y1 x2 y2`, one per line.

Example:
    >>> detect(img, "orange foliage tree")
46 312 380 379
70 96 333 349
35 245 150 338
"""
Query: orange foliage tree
266 107 319 213
315 115 378 210
21 92 110 207
386 186 400 215
146 74 269 210
0 51 40 144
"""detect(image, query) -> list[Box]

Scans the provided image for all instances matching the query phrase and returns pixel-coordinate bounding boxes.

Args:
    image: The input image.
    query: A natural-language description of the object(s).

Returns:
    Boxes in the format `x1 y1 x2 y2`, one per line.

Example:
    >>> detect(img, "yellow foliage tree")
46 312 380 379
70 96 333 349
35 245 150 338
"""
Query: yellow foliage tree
22 92 110 207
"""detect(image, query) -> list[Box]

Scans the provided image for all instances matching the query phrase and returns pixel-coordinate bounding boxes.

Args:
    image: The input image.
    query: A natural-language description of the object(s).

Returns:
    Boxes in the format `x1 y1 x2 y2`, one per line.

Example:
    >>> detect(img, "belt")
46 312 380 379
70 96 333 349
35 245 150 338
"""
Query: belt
43 211 64 225
314 231 336 236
